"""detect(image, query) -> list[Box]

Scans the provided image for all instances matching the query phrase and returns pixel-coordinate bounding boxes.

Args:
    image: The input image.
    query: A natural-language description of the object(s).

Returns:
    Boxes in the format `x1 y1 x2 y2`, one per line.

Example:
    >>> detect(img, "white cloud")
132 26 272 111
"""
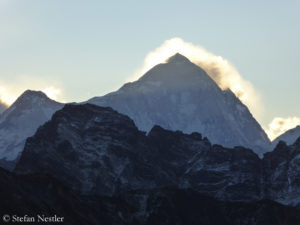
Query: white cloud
42 86 61 101
265 117 300 141
0 86 15 105
129 37 264 120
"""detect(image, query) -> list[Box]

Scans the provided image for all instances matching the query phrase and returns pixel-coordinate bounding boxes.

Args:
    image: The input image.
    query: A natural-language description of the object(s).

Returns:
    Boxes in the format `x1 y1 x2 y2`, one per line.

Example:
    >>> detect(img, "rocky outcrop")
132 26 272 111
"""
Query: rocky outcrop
14 104 300 207
263 138 300 205
1 167 300 225
15 104 174 196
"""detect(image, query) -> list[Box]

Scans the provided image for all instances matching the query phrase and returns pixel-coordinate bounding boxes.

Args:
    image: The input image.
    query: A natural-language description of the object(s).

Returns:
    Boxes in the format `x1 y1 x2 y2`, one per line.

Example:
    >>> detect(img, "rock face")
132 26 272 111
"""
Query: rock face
2 167 300 225
15 104 261 200
0 90 63 171
263 138 300 205
87 53 270 155
15 104 300 206
15 104 204 196
0 167 126 225
272 126 300 147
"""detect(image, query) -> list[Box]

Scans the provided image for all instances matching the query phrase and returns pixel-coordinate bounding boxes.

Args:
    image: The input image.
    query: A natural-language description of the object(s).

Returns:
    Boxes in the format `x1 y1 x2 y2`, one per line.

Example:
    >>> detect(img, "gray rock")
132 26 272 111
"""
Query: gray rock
15 103 300 206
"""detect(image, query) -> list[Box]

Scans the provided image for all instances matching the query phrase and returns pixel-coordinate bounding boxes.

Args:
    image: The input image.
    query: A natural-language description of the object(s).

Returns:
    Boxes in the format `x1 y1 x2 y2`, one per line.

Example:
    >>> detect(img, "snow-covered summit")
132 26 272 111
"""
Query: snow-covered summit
0 90 61 124
136 53 215 90
0 90 63 170
166 53 191 64
16 89 48 100
87 53 270 155
12 90 50 106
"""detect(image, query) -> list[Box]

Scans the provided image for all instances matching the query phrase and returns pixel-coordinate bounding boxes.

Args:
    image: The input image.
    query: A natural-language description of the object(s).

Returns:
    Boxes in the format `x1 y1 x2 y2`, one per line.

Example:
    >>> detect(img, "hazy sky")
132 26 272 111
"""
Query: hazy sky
0 0 299 139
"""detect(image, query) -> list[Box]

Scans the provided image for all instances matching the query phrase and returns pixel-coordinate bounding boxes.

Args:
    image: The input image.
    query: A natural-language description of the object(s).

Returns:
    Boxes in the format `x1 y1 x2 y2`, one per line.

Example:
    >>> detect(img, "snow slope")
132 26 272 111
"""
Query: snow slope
0 90 63 170
272 126 300 147
88 53 270 155
0 101 7 114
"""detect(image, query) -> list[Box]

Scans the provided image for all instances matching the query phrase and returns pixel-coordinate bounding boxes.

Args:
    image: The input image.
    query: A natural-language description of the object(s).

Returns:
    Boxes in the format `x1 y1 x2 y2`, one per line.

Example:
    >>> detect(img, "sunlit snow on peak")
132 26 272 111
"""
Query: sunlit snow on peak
129 37 264 122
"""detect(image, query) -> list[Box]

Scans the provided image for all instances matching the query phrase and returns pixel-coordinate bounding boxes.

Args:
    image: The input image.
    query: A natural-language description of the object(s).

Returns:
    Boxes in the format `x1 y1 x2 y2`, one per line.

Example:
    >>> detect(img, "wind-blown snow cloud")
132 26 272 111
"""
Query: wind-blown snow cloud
0 75 64 105
265 117 300 141
0 85 16 105
130 37 263 120
42 86 61 101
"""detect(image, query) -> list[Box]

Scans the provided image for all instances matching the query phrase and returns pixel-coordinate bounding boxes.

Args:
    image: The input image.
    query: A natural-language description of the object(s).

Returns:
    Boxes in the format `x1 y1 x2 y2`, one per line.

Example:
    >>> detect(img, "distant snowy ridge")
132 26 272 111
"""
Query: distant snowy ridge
272 126 300 147
0 90 63 170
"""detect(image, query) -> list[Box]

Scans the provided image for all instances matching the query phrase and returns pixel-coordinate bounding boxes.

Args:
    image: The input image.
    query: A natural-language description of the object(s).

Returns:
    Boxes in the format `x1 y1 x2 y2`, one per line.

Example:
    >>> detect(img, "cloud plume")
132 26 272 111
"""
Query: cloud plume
265 117 300 141
0 85 15 105
42 86 62 101
130 37 263 120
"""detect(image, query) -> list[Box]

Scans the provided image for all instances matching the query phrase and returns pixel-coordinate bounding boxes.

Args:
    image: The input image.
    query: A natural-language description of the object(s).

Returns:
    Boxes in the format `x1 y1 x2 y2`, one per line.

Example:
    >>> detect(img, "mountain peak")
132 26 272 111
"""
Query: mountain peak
0 89 62 124
0 89 64 166
272 125 300 147
12 90 53 106
166 53 191 64
21 90 48 98
87 52 270 155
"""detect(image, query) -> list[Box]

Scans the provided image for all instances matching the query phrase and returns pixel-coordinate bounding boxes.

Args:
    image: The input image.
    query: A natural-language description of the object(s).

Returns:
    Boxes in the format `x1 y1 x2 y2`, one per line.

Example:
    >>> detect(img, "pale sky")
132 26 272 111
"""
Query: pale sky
0 0 299 140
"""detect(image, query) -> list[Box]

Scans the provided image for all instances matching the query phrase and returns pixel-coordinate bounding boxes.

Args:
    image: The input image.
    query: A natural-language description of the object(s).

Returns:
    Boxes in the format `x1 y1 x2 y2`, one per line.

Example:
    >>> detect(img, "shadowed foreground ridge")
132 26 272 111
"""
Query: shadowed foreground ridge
1 167 300 225
4 103 300 224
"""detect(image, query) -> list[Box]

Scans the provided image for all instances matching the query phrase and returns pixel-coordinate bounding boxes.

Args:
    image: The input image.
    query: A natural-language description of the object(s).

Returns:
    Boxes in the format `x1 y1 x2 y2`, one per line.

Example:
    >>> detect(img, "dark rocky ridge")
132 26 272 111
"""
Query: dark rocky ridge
15 104 300 206
1 167 300 225
263 138 300 204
